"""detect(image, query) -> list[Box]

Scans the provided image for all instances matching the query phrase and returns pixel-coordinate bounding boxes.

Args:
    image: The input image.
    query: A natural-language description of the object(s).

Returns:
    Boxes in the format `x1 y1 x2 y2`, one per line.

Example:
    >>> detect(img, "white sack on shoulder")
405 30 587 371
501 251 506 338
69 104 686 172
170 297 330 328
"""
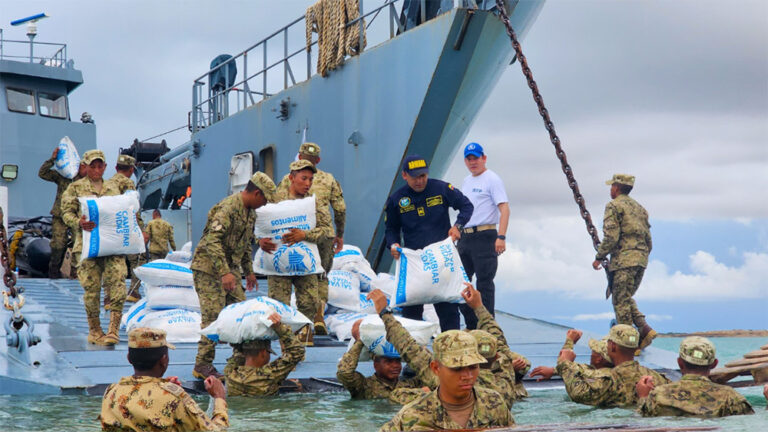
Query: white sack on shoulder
390 238 468 308
325 311 368 341
201 296 311 343
121 299 201 343
79 191 146 261
349 314 439 360
134 259 193 287
54 136 81 179
145 283 200 312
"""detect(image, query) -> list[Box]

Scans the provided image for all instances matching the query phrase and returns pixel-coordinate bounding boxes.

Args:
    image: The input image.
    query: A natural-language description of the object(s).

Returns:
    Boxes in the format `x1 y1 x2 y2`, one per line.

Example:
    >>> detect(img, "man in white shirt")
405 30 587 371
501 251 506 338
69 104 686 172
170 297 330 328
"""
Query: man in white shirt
458 143 510 329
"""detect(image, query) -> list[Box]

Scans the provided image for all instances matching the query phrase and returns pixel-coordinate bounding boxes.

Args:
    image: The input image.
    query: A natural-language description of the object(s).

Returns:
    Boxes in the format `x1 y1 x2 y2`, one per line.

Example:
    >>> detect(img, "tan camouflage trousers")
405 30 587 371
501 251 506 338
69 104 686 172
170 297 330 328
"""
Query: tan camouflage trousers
148 251 167 261
78 256 127 319
268 275 318 320
49 216 68 277
316 236 335 302
611 266 648 328
194 270 245 367
126 253 146 297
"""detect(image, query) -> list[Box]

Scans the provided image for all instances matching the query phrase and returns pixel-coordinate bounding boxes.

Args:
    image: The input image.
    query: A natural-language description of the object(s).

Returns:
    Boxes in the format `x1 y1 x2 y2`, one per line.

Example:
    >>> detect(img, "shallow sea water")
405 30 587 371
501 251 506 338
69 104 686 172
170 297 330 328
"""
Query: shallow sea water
1 338 766 431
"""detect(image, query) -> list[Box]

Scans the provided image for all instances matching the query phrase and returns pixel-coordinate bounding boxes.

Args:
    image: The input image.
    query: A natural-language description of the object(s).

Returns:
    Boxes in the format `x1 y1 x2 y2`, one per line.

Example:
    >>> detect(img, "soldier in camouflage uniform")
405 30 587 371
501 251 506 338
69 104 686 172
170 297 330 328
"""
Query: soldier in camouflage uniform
191 172 276 379
593 174 657 352
105 154 145 303
337 318 424 400
145 209 176 261
555 324 670 408
276 142 346 335
637 336 754 417
266 160 333 346
38 147 86 278
61 150 127 346
225 312 305 396
100 327 229 431
379 330 513 431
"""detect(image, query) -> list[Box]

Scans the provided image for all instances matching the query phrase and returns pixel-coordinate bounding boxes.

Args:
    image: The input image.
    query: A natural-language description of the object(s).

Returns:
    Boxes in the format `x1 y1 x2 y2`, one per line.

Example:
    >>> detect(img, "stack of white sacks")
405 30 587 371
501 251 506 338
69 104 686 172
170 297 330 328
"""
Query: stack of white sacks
122 242 203 342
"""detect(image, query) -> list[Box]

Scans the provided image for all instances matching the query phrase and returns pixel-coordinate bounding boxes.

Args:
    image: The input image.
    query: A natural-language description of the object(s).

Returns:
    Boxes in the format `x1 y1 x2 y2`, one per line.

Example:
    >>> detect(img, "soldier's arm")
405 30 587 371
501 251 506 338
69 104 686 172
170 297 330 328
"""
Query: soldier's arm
381 313 438 389
206 209 234 277
723 393 755 416
330 178 346 237
240 224 255 276
595 203 619 260
384 197 401 248
474 304 531 378
336 339 369 398
637 392 657 417
556 360 612 406
389 387 426 405
303 200 333 243
38 158 61 182
265 323 306 383
177 390 229 431
444 182 474 228
168 225 176 251
60 184 80 230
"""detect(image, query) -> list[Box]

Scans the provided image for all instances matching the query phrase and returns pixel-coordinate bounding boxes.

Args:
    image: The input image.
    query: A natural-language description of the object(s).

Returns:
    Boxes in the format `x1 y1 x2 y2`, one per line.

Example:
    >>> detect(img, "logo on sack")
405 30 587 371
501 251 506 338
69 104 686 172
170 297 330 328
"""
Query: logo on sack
288 249 309 273
399 197 411 208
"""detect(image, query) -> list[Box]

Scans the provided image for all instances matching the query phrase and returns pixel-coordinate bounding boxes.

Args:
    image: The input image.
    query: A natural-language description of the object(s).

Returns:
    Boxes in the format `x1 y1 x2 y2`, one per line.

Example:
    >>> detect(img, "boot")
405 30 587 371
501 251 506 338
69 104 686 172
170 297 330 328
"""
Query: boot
636 324 658 356
101 311 122 346
296 324 314 347
193 364 223 380
313 302 327 336
87 316 106 344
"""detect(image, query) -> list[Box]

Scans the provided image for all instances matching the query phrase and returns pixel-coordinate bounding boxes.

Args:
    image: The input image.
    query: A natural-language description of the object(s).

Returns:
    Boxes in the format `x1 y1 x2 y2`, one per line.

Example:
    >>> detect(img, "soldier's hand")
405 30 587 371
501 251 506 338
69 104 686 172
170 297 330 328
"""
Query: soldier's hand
221 273 236 292
334 236 344 254
204 376 227 399
592 259 602 270
448 225 461 242
351 319 363 341
167 376 182 386
259 237 278 253
52 148 59 159
636 375 655 398
420 386 430 393
512 357 527 372
246 273 258 291
557 349 576 363
390 243 401 260
267 312 281 327
529 366 555 382
282 228 306 245
79 215 96 231
366 289 389 314
142 232 149 243
566 329 583 343
461 283 482 309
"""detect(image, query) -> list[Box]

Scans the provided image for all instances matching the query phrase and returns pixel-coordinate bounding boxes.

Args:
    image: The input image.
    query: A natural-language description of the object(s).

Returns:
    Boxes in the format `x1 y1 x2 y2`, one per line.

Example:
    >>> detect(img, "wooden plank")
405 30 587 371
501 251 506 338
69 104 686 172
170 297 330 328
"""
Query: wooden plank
743 349 768 359
724 355 768 368
711 361 768 376
761 343 768 350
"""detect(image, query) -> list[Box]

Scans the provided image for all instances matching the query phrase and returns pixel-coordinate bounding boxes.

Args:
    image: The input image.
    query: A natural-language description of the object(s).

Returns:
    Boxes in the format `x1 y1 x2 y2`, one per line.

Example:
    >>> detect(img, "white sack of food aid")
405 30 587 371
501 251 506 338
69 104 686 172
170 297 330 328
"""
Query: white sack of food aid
252 195 323 276
121 299 202 343
134 259 193 287
390 238 468 308
332 245 365 269
338 261 378 292
201 296 311 343
373 273 397 298
165 250 192 263
79 191 146 261
181 241 192 253
327 270 362 311
54 136 81 179
145 283 200 312
325 311 368 340
351 314 440 359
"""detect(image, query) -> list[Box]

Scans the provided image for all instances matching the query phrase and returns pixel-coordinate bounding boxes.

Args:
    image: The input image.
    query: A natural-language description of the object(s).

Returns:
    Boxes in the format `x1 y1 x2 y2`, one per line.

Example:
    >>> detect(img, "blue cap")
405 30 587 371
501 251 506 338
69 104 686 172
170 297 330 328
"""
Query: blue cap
402 155 429 176
464 142 484 158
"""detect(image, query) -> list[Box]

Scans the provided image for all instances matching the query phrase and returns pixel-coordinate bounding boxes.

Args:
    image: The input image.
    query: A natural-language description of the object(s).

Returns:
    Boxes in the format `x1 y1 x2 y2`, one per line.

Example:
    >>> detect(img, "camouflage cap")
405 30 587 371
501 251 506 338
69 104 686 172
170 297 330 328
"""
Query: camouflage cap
249 171 277 202
289 159 317 173
468 330 497 359
588 337 612 363
82 149 106 165
605 173 635 187
299 142 321 157
117 154 136 166
679 336 716 366
241 339 276 355
128 327 176 349
607 324 640 349
433 330 487 368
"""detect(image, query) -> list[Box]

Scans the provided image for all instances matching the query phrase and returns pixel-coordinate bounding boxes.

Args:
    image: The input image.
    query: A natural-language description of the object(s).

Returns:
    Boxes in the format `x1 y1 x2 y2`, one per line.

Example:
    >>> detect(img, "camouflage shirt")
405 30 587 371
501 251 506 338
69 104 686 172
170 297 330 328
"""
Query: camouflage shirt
146 218 176 255
106 172 144 230
191 193 256 278
638 374 754 418
474 305 531 400
595 194 652 270
277 168 346 237
225 324 305 396
336 339 423 399
100 375 228 431
556 359 670 407
273 188 334 243
61 177 123 255
379 386 513 431
382 313 439 389
38 157 82 217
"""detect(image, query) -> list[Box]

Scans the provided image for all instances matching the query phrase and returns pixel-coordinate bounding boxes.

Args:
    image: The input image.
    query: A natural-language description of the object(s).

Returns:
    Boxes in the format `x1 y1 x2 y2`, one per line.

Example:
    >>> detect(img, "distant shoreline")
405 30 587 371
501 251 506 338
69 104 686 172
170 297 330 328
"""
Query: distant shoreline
659 330 768 338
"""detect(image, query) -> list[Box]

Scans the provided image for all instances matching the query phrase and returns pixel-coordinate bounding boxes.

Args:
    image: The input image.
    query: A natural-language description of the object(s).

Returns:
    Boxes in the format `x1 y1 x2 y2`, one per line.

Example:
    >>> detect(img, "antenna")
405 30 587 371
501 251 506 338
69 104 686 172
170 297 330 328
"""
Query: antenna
10 13 49 63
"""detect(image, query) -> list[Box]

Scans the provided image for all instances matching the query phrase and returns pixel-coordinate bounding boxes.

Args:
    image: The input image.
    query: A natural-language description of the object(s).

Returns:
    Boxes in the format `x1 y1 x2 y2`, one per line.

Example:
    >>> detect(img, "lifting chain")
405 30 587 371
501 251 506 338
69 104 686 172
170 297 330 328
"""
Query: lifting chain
1 206 24 311
494 1 612 296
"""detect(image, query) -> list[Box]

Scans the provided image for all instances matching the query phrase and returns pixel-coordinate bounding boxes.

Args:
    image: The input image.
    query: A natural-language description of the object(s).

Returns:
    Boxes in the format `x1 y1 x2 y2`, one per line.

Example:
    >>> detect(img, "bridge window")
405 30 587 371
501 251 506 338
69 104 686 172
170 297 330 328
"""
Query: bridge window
6 88 36 114
39 92 68 119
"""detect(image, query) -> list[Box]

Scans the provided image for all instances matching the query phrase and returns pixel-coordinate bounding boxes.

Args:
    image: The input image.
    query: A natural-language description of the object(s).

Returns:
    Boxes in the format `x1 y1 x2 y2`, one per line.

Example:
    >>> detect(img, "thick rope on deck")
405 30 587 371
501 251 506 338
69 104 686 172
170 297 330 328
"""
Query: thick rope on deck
306 0 367 77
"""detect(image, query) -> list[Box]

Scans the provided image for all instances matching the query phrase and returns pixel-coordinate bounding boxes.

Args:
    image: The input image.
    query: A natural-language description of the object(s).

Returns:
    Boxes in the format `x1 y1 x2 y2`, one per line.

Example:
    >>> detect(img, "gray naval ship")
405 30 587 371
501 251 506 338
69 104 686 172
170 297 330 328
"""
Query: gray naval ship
0 1 679 395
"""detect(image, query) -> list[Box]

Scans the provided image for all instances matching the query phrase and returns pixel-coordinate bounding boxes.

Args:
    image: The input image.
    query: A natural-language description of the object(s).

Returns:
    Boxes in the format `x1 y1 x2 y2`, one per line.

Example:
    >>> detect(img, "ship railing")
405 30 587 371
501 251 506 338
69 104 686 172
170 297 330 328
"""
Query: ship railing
191 0 470 132
0 29 68 67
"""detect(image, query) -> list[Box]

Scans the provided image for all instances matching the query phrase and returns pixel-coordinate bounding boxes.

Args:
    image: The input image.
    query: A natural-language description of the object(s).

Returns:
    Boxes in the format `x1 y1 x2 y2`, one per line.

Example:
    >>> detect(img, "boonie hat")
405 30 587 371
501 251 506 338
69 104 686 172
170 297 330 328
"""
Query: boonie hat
402 155 429 176
117 154 136 166
679 336 716 366
289 159 317 174
469 330 497 359
607 324 639 349
249 171 277 202
242 339 276 355
588 337 612 363
82 149 106 165
128 327 176 349
605 174 635 187
464 142 484 158
299 142 321 157
433 330 487 368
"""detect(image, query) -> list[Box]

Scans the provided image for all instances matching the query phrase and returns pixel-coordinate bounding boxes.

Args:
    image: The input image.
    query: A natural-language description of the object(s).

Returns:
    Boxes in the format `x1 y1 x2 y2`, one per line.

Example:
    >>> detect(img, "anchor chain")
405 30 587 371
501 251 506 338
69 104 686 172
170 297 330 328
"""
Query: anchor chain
1 206 26 322
494 1 611 295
